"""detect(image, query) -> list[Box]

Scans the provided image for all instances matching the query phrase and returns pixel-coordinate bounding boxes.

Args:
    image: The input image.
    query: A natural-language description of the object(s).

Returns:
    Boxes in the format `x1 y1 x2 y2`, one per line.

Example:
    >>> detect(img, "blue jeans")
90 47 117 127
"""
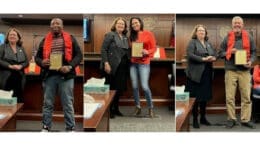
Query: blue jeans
130 63 153 108
253 87 260 95
42 75 75 130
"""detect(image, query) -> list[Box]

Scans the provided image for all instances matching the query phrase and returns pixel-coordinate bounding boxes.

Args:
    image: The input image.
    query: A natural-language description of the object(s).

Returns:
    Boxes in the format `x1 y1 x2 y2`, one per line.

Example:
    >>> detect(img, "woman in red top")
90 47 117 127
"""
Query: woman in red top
253 64 260 94
129 17 156 118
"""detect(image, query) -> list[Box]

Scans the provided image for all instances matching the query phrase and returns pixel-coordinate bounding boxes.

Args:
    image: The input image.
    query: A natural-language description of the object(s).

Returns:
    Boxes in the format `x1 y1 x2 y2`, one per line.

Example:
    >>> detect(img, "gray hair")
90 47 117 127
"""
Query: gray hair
232 16 244 24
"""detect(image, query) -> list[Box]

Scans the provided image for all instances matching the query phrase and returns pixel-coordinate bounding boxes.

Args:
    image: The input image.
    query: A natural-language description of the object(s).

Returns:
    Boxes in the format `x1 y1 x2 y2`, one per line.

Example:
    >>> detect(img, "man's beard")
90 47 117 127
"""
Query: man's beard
53 31 60 36
234 31 241 36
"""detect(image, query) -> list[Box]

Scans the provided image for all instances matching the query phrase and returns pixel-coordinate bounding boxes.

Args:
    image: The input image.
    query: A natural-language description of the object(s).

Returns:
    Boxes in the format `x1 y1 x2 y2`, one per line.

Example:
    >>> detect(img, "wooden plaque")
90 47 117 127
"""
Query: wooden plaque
132 42 143 57
235 50 247 65
49 53 62 70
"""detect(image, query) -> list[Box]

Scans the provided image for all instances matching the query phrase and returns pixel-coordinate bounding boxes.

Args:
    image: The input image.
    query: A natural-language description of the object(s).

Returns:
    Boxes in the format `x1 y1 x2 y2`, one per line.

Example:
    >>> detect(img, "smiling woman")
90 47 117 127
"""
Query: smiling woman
100 17 129 119
184 24 217 129
0 28 29 103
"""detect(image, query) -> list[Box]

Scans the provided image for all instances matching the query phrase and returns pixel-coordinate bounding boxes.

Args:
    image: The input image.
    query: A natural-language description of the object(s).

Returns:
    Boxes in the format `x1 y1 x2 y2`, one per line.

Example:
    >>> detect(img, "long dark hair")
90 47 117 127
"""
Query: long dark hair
129 17 144 42
5 28 23 47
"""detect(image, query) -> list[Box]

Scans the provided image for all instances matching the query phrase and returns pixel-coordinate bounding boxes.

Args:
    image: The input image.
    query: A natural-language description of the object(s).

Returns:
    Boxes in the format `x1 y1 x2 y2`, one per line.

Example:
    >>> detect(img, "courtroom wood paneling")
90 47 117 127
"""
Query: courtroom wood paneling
176 14 260 62
175 14 260 113
84 14 175 53
0 14 84 121
84 14 175 106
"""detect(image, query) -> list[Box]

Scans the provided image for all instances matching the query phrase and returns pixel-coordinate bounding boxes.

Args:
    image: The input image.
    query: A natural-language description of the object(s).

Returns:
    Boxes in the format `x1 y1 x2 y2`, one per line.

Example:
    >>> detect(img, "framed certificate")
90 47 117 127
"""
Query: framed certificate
132 42 143 57
235 50 247 65
49 53 62 70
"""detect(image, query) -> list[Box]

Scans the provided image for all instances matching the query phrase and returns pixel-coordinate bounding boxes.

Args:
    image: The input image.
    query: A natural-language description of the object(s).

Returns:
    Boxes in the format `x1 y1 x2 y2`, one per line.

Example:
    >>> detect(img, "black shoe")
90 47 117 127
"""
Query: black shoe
226 120 236 129
200 117 211 126
193 118 200 128
65 127 75 132
110 112 115 119
241 122 256 129
114 110 124 116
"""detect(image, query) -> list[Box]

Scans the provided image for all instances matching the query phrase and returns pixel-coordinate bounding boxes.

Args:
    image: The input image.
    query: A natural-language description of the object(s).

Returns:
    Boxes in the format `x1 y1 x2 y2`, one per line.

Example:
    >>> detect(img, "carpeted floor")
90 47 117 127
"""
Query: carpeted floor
15 106 174 132
16 120 83 132
189 114 260 132
110 106 175 132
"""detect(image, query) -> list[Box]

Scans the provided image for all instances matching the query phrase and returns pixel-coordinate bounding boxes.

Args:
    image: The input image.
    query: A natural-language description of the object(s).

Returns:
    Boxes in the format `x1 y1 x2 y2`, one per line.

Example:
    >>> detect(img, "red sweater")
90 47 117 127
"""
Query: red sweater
131 30 156 64
253 65 260 88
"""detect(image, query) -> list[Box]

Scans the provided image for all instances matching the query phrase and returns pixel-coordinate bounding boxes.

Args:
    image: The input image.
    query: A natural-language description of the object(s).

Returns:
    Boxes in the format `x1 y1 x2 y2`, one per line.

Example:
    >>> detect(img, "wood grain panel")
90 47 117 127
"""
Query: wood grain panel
0 15 84 121
176 14 260 112
88 14 175 53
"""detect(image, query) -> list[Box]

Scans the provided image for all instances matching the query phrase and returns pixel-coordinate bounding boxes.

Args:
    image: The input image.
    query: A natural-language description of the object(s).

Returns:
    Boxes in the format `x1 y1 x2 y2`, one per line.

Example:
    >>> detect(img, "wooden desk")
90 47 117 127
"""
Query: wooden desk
0 103 23 131
84 91 115 132
176 98 195 132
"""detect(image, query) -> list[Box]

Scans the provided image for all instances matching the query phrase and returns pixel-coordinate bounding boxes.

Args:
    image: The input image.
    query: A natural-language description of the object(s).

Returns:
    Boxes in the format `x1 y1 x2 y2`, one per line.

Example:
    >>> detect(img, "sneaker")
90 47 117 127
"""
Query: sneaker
226 120 236 129
133 107 141 116
241 121 256 129
41 125 50 132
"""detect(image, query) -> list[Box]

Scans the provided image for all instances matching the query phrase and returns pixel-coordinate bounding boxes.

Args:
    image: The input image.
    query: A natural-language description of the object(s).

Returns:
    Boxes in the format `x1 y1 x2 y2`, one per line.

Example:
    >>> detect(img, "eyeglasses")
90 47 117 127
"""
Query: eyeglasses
197 29 205 32
116 23 125 25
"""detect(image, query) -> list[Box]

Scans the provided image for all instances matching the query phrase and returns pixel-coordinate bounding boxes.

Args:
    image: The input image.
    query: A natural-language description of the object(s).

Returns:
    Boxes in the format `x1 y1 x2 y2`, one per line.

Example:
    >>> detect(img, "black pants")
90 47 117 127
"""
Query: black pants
5 71 23 103
110 90 121 112
192 99 207 118
105 55 129 113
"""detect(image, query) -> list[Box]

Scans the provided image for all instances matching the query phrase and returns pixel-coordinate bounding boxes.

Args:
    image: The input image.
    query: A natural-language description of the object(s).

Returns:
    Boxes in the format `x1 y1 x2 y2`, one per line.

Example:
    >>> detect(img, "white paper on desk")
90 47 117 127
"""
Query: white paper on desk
85 77 105 87
175 108 184 117
84 93 95 103
84 103 102 119
0 114 7 119
0 90 13 99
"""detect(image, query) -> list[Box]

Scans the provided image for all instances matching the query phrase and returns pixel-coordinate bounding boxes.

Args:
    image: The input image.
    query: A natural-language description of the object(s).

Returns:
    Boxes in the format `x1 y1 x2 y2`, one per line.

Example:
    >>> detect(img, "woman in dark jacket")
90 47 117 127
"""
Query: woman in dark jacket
0 28 29 103
100 17 129 118
185 24 217 128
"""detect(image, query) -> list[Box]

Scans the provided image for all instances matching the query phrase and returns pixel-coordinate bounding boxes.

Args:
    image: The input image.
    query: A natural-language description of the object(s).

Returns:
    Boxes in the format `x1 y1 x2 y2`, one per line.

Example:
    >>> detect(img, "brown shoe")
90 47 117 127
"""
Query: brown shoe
133 107 141 116
148 108 154 118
